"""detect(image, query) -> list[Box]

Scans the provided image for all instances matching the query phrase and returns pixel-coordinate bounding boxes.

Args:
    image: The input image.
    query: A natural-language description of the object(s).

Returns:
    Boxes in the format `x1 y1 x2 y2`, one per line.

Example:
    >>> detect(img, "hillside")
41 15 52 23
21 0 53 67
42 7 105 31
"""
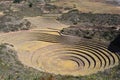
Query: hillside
58 9 120 43
90 0 120 5
50 0 120 14
0 0 119 14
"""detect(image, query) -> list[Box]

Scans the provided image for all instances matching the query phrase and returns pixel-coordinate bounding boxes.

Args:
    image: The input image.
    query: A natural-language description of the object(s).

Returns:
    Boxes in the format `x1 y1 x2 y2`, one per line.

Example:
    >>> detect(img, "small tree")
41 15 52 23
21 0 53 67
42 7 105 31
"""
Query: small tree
29 2 33 8
13 0 22 3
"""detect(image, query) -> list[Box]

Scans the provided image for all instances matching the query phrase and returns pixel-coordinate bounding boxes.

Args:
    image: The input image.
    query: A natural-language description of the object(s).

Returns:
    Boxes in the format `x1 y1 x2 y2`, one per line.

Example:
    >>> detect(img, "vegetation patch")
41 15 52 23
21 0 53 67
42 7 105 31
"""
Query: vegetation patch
61 26 120 43
58 9 120 26
0 14 31 32
59 9 120 43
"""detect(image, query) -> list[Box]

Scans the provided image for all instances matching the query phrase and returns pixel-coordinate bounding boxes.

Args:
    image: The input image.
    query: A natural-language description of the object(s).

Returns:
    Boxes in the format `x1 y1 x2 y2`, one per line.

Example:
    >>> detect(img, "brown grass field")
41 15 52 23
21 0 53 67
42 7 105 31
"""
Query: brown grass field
51 0 120 14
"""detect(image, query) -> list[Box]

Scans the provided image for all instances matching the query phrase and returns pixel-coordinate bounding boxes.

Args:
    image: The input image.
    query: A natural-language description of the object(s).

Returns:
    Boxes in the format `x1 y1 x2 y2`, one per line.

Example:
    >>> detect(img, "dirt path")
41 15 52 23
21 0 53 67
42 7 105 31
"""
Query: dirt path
0 16 119 76
24 16 68 30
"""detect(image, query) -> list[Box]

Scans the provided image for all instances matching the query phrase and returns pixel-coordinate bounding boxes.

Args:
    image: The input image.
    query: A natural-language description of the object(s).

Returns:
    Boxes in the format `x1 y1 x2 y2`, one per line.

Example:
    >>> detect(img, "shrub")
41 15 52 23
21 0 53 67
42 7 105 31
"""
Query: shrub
13 0 22 3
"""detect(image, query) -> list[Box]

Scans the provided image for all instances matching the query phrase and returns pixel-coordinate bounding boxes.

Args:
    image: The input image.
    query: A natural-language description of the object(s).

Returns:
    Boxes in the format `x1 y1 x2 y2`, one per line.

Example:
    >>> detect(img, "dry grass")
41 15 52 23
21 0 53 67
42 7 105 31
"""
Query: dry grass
51 0 120 14
0 11 4 16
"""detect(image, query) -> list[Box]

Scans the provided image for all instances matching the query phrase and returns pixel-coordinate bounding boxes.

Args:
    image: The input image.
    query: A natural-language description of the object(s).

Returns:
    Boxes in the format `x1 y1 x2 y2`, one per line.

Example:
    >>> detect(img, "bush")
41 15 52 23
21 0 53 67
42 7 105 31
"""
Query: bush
13 0 22 3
